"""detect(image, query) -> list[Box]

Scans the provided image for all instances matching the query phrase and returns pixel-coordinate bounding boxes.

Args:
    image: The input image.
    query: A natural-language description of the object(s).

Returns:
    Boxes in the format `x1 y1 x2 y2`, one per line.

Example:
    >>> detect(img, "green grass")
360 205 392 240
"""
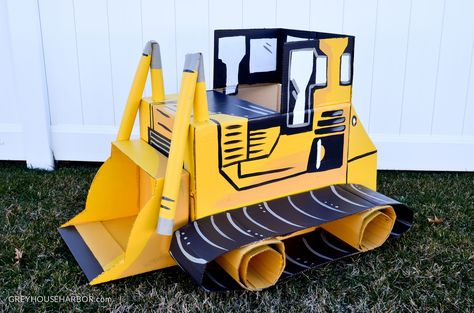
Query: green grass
0 161 473 312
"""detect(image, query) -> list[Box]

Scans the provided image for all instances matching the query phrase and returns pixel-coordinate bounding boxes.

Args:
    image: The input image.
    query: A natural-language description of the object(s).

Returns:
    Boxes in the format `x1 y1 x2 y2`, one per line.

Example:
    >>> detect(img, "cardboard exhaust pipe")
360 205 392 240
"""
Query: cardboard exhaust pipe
216 239 285 291
321 206 396 252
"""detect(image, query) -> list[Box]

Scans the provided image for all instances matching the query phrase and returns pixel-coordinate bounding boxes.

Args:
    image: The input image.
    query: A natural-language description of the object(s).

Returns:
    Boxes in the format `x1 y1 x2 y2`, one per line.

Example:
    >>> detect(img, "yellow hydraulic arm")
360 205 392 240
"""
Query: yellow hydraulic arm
117 41 165 141
156 53 208 235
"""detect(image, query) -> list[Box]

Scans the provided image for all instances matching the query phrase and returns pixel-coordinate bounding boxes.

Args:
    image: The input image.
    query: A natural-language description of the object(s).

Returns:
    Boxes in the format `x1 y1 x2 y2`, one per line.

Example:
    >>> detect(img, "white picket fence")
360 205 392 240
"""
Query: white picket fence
1 0 474 170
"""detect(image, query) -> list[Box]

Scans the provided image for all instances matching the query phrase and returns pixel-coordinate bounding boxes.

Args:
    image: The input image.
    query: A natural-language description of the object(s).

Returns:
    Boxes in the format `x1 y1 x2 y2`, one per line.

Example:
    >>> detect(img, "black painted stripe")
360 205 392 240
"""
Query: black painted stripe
226 125 242 130
162 196 175 202
348 150 377 163
224 154 243 160
157 109 170 118
150 133 170 147
158 122 172 133
239 166 293 178
161 204 171 210
149 141 169 157
225 132 241 137
224 147 242 153
150 138 170 152
250 131 266 136
321 110 343 117
317 117 345 127
314 125 346 135
224 140 242 145
150 129 171 144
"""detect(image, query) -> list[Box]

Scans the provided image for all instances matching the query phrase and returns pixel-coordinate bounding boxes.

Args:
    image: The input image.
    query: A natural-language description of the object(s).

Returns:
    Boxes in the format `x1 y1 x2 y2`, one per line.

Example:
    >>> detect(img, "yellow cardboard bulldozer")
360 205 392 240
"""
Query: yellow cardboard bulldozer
59 29 413 291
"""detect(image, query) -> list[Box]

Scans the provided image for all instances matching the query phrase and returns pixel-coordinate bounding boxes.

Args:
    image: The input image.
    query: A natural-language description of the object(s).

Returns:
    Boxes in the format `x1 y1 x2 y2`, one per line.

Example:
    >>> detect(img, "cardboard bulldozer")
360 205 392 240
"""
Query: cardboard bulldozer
59 29 413 291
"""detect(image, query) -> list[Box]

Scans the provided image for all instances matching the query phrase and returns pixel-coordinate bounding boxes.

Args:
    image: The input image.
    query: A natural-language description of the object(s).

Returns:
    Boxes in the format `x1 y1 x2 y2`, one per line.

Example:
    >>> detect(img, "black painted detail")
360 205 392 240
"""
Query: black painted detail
348 150 377 163
250 131 266 136
317 117 345 127
224 147 243 153
148 128 170 157
160 204 171 210
321 110 343 117
307 134 344 172
158 122 172 133
212 118 301 191
351 115 357 126
162 196 175 202
169 184 413 291
58 226 103 282
280 40 326 135
314 125 346 135
224 154 243 160
238 164 293 178
226 124 242 130
225 132 241 137
213 28 353 91
183 69 194 73
224 140 242 145
157 109 170 118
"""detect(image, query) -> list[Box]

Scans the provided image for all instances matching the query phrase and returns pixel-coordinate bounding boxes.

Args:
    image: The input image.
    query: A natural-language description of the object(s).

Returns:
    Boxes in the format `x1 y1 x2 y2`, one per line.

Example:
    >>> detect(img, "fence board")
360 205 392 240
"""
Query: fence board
369 0 411 134
431 0 474 135
73 0 114 125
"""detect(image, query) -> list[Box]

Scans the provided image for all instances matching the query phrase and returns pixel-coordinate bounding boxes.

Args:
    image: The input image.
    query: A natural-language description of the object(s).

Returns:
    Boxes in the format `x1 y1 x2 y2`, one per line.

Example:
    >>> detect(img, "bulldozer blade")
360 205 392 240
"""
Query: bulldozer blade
59 141 190 284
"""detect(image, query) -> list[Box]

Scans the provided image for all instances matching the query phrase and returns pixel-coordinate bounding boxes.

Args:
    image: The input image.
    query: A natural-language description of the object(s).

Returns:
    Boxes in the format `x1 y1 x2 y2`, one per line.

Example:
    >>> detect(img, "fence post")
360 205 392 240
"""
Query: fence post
6 0 54 170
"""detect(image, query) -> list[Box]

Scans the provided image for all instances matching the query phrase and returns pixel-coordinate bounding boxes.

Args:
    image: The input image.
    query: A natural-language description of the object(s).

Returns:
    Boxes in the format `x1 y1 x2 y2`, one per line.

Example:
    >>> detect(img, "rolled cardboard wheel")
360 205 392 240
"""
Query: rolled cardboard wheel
321 206 396 252
216 239 285 291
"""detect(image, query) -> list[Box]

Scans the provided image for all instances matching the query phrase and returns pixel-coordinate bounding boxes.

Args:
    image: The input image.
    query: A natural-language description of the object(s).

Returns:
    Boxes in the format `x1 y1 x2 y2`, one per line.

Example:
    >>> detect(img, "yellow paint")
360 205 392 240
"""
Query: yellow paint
75 221 125 269
347 108 376 160
117 54 151 141
139 99 151 141
193 81 209 122
191 102 350 219
151 68 165 102
347 153 377 190
314 38 352 107
345 107 377 190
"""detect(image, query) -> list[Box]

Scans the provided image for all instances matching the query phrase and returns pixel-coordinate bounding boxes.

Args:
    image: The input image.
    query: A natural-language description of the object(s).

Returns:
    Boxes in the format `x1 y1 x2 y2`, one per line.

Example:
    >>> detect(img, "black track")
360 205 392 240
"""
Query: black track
169 184 413 291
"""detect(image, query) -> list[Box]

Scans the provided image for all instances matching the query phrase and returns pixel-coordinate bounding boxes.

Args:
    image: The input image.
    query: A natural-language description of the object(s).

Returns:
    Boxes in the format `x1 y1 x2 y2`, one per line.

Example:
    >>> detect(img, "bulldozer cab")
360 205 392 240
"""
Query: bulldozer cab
213 28 354 132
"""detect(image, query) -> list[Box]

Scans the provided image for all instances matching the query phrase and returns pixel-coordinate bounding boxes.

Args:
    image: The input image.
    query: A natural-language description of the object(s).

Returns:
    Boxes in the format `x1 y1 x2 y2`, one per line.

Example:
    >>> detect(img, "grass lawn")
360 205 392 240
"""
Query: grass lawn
0 161 473 312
